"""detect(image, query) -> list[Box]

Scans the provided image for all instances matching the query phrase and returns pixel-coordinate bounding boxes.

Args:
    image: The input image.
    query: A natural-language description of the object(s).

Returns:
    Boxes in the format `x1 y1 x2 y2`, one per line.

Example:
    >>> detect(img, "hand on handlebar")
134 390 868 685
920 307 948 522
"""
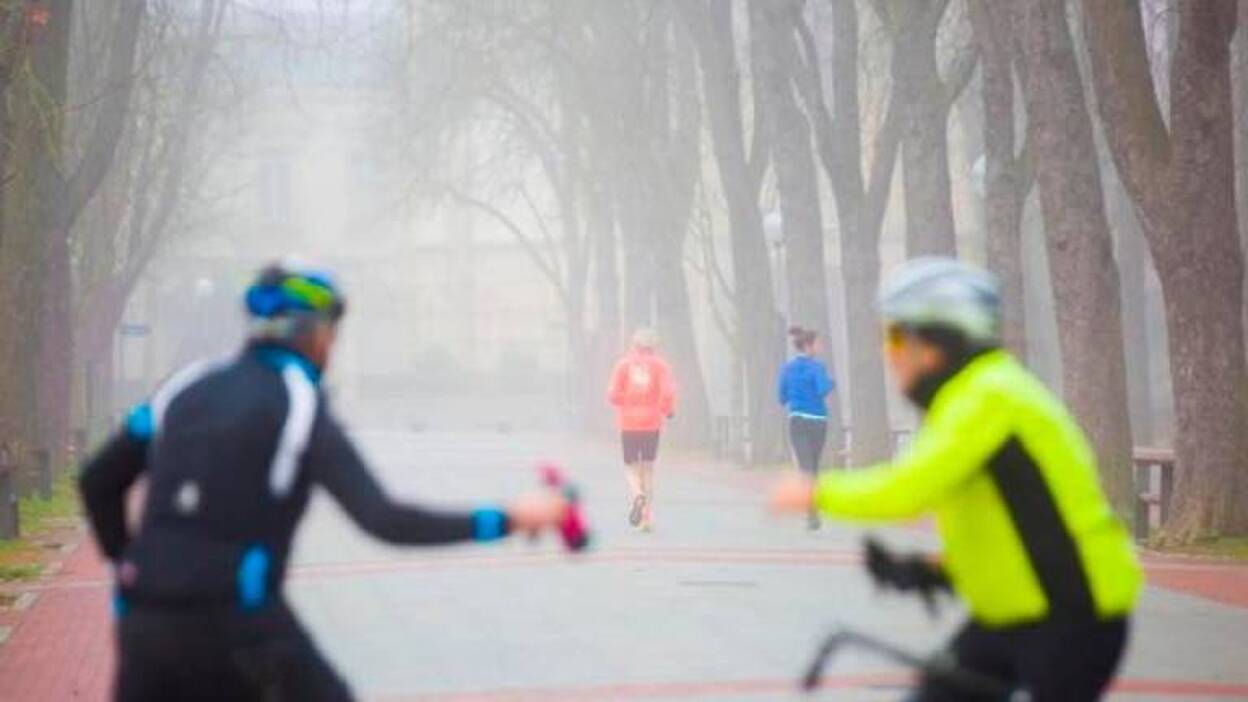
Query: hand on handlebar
864 537 951 597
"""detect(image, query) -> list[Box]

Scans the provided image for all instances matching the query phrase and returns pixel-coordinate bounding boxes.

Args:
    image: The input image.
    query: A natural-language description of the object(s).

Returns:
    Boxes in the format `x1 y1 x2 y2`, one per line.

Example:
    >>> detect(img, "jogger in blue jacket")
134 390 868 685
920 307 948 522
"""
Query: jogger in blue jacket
778 326 835 529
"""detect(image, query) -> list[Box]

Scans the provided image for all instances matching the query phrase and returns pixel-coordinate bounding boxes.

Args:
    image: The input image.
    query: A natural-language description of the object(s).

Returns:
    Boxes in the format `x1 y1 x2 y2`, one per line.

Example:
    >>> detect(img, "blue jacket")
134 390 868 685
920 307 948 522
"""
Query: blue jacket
778 355 835 419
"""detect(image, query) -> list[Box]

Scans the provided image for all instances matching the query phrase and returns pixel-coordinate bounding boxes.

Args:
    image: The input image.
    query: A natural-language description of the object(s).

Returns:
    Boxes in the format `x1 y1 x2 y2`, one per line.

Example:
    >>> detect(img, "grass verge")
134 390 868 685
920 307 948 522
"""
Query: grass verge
0 474 81 582
1151 537 1248 562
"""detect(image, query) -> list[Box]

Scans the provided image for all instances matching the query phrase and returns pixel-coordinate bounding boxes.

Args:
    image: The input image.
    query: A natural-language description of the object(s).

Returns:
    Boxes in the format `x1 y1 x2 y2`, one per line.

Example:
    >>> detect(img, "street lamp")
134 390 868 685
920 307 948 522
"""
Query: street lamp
194 276 216 300
763 209 789 319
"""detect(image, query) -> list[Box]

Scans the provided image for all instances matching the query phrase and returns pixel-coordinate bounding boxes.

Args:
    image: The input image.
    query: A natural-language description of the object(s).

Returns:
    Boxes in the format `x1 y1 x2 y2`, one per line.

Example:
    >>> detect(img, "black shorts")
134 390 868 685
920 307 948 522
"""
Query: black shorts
621 431 660 464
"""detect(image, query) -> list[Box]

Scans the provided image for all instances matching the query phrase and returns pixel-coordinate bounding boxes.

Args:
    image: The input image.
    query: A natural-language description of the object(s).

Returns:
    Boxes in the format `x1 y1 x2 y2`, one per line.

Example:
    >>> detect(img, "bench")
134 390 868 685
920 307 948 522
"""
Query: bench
1133 448 1175 541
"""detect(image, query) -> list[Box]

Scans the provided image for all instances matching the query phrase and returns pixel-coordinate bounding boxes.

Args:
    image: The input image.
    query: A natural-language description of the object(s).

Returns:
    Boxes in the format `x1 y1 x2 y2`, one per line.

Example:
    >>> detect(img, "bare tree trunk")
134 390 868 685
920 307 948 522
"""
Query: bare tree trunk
678 0 785 463
32 0 76 467
790 0 899 462
35 0 144 466
653 240 711 446
894 1 959 257
969 0 1030 357
588 177 620 435
618 178 654 332
0 7 30 457
1235 0 1248 348
1083 0 1248 538
1020 192 1062 389
1107 173 1155 445
641 9 711 447
1009 0 1135 517
747 0 843 451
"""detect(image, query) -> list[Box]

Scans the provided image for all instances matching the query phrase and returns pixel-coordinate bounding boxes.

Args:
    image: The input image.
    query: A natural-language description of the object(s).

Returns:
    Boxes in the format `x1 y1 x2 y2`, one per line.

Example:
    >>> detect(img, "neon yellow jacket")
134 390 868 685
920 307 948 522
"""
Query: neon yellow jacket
815 350 1141 627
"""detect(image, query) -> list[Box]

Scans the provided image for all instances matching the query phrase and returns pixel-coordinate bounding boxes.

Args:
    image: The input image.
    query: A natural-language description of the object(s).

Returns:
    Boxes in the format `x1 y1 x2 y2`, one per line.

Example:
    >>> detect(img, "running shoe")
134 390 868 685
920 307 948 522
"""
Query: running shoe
629 495 646 527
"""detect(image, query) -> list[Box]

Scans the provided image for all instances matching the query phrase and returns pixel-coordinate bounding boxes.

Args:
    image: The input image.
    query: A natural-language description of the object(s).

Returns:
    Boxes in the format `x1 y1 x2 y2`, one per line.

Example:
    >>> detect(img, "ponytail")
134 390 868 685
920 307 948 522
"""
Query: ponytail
789 325 818 352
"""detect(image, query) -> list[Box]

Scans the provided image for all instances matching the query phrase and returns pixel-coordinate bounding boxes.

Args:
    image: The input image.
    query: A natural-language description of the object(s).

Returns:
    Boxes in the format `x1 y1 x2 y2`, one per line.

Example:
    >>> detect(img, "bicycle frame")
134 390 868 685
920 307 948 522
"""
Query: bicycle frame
801 624 1027 700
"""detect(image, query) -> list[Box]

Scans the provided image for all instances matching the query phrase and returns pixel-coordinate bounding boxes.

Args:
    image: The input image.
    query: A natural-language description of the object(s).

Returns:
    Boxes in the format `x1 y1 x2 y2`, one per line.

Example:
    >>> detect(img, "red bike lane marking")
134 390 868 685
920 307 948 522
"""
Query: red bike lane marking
1140 559 1248 609
374 672 917 701
8 544 1248 613
374 675 1248 701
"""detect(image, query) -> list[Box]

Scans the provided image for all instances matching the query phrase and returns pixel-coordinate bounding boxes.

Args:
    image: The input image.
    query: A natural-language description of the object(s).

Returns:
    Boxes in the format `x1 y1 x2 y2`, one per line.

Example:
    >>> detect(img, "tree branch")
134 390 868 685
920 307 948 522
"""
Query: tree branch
942 40 981 108
60 0 146 229
862 87 905 237
433 182 568 300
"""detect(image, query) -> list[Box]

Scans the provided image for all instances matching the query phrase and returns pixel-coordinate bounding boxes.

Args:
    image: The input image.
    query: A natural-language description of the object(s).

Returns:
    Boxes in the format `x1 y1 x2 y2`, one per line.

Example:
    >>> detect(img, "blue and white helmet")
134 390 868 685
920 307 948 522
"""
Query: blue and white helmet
879 257 1001 345
244 260 346 341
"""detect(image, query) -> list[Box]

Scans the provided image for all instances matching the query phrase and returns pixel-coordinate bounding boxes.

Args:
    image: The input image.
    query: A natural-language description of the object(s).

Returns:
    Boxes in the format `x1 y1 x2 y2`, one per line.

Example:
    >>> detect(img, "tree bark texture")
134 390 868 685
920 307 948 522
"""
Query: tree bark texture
893 0 959 257
969 0 1030 357
1106 171 1155 445
1234 0 1248 352
1009 0 1136 517
36 0 144 466
790 0 898 462
32 0 76 467
1083 0 1248 538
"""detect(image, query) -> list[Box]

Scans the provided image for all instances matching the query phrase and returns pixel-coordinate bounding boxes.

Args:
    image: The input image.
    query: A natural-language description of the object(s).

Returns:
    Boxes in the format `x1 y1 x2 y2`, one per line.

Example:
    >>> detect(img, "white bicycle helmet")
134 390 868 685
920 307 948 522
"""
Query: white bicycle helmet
879 257 1001 345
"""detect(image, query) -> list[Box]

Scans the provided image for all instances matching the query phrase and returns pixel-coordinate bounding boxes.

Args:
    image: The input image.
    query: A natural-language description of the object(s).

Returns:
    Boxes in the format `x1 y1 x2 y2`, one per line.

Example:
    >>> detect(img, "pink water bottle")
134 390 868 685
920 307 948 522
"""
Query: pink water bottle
537 462 591 552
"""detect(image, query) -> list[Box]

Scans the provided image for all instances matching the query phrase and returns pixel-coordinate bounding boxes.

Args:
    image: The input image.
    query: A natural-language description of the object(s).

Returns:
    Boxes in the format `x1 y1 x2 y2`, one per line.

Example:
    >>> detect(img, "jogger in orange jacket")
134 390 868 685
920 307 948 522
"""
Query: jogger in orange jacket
607 328 676 531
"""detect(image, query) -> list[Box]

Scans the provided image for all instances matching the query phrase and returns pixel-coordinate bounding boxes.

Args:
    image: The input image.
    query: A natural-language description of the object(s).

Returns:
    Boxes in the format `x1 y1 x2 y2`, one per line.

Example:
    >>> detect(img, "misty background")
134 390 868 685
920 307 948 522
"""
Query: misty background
0 0 1244 543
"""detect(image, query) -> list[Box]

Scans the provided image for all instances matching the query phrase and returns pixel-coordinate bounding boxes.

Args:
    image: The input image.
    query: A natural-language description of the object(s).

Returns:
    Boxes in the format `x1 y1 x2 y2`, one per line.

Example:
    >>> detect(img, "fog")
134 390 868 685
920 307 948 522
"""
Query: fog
3 2 1248 698
3 0 1236 518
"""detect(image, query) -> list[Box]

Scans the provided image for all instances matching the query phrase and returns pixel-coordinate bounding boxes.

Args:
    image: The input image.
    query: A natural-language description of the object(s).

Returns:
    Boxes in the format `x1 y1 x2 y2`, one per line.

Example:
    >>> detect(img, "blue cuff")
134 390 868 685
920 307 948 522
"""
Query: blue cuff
126 404 155 442
472 507 509 542
236 545 271 612
112 590 129 618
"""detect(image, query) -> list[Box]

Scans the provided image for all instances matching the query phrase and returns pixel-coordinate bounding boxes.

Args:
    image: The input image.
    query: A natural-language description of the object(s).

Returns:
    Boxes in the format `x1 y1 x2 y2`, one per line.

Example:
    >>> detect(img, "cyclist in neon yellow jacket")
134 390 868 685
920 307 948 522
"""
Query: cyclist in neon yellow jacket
771 258 1141 701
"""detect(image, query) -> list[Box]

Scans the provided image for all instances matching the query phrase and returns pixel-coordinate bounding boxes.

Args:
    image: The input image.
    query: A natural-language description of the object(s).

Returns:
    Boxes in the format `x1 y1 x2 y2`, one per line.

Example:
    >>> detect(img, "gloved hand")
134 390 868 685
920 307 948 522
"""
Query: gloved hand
863 537 951 595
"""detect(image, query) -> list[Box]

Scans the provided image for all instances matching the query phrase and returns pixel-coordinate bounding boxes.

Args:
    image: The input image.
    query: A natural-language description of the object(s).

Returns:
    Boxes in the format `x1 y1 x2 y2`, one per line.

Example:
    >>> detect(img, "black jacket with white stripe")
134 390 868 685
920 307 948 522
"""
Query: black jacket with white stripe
79 342 506 608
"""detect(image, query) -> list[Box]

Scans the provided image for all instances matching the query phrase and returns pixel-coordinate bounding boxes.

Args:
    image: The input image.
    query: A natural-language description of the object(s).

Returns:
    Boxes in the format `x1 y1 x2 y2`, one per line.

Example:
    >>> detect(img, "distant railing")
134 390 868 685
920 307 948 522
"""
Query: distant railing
1133 447 1175 542
712 415 751 462
712 418 914 465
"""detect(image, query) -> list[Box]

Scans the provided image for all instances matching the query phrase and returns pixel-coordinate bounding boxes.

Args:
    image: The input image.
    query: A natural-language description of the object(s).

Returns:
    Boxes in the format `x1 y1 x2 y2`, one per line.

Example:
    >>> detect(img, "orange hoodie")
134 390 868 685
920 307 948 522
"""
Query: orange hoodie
607 349 676 432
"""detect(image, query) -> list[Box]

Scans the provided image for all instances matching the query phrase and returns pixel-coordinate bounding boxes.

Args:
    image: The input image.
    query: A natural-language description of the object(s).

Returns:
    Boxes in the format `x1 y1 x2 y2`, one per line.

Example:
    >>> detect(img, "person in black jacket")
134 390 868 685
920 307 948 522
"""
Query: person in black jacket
79 262 569 702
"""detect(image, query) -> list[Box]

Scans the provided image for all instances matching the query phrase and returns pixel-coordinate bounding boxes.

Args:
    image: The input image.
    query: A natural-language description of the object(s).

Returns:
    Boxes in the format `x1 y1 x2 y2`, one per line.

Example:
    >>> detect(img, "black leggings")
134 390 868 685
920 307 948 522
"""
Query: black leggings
115 600 353 702
915 617 1128 701
788 416 828 474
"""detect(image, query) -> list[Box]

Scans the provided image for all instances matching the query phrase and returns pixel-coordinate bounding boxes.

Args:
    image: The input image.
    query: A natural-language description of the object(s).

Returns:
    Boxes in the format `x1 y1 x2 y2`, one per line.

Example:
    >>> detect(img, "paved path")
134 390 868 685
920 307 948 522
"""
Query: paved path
2 430 1248 701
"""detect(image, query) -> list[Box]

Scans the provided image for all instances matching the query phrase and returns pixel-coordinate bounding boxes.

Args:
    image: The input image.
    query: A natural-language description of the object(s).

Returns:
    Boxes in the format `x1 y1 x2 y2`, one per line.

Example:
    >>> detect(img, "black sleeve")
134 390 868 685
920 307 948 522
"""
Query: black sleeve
305 409 505 545
78 431 148 562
